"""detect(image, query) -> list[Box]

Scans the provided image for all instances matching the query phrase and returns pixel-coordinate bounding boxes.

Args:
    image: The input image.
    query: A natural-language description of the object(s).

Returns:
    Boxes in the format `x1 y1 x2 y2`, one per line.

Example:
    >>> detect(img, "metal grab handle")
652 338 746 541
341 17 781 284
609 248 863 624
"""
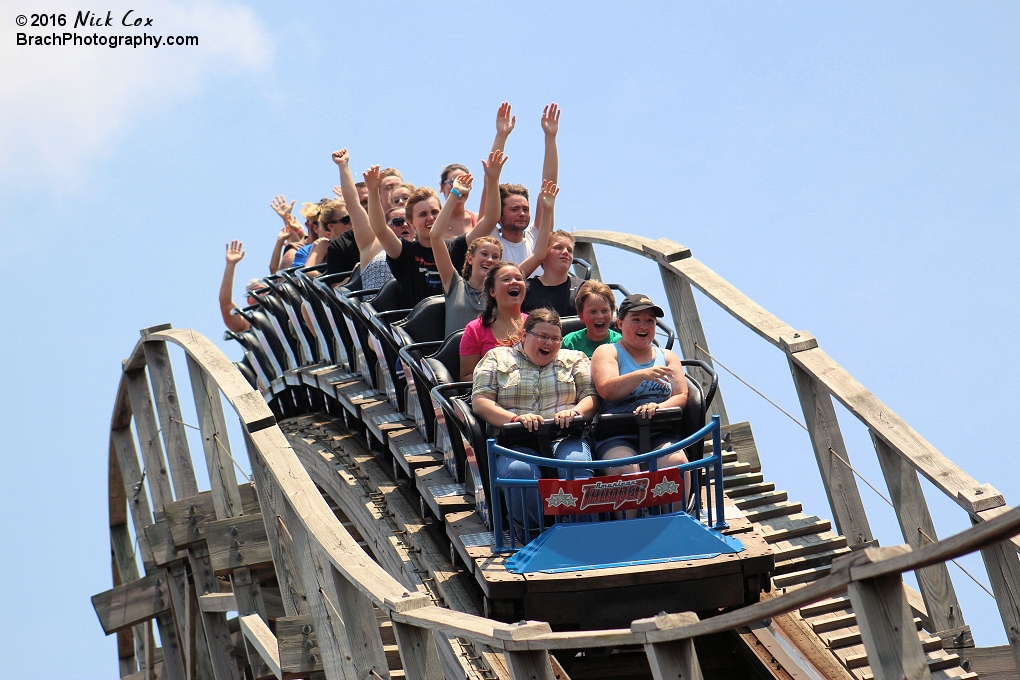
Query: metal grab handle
680 359 718 407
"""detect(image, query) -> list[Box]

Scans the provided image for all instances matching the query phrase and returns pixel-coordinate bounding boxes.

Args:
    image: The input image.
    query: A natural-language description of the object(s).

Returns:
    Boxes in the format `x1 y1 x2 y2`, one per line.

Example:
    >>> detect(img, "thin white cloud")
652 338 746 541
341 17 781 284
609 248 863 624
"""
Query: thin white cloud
0 0 271 185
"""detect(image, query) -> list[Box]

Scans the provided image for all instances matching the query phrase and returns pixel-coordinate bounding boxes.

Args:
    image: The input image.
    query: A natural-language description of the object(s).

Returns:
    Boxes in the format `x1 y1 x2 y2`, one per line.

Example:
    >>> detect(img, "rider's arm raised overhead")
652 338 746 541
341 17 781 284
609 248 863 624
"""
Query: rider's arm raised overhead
519 179 559 278
463 149 508 244
364 164 404 259
220 240 251 333
478 103 515 223
332 148 377 259
432 173 475 293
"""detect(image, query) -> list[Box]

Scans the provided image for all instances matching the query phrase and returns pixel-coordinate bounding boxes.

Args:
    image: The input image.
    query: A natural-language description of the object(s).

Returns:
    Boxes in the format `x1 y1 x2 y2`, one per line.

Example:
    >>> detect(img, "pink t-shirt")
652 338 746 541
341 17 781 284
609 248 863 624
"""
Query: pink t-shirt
460 314 528 358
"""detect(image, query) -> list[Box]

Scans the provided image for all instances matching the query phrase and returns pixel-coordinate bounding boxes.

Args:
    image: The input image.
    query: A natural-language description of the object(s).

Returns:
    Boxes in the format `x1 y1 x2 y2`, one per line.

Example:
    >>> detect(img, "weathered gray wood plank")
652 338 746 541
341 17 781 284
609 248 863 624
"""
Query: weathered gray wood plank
977 526 1020 674
188 547 242 680
660 266 729 425
188 355 245 520
847 548 932 680
789 360 873 548
142 335 199 498
330 570 389 679
92 571 170 635
874 434 969 642
247 440 308 617
110 430 156 568
239 614 282 679
124 368 173 514
391 622 442 680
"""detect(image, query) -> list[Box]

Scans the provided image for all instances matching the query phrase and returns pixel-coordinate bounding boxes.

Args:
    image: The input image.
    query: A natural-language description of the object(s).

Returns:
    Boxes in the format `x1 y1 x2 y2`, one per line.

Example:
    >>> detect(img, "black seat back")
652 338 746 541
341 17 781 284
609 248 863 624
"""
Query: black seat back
393 296 446 346
398 340 444 442
560 315 584 337
422 331 463 386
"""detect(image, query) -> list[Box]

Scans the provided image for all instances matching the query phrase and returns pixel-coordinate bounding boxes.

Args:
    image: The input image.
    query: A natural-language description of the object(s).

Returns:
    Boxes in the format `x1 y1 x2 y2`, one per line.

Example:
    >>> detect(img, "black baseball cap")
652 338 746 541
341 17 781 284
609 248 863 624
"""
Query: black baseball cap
618 294 664 318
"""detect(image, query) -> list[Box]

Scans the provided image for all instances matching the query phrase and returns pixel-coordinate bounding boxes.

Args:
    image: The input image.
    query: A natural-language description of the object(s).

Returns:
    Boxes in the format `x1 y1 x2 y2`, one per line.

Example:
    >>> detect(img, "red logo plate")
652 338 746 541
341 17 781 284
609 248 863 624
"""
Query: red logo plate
538 468 685 516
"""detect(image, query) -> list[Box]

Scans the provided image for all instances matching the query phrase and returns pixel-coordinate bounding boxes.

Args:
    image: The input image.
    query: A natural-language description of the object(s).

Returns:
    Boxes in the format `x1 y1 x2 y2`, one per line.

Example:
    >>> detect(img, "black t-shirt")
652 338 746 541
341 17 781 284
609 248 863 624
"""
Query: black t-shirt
387 241 442 308
384 236 468 309
326 230 360 276
522 275 584 317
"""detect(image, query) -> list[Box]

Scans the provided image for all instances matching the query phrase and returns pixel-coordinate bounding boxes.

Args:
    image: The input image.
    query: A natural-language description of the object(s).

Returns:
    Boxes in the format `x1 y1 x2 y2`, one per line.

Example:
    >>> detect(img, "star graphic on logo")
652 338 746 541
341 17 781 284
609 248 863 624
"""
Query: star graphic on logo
651 477 680 498
546 487 577 508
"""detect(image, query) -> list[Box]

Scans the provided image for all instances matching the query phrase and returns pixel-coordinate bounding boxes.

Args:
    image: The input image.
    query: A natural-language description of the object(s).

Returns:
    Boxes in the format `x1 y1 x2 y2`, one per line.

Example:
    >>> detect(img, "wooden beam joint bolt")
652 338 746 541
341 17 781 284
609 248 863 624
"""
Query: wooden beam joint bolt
779 330 818 354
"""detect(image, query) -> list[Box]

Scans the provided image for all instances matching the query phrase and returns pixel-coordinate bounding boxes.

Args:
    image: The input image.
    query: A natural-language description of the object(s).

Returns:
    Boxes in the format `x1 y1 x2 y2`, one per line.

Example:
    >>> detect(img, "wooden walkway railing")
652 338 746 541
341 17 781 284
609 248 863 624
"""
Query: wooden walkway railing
574 230 1019 660
96 231 1020 680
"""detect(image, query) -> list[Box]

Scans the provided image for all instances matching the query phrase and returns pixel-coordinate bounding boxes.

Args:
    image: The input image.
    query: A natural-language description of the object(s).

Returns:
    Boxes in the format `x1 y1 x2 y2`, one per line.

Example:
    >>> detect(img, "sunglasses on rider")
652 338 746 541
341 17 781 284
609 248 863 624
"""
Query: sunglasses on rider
388 217 406 227
326 215 351 227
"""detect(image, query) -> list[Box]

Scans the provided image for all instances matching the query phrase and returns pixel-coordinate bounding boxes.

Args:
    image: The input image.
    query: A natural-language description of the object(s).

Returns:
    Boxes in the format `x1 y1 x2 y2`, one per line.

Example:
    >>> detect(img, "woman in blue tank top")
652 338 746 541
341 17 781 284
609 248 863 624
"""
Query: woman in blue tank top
591 294 689 477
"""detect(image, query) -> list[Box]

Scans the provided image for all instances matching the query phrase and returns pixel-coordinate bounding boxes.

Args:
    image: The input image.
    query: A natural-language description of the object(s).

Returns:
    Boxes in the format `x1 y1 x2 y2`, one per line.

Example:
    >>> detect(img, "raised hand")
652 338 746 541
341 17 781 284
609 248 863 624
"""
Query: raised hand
482 149 508 178
538 179 559 210
331 148 349 166
452 173 474 198
541 103 560 137
225 240 245 265
270 195 294 219
363 165 382 191
332 185 343 198
495 102 516 138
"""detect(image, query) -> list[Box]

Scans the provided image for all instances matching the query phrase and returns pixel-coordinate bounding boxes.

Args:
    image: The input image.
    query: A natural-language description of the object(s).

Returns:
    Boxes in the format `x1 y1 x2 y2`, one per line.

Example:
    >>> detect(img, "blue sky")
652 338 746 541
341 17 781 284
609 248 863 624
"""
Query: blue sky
1 1 1018 676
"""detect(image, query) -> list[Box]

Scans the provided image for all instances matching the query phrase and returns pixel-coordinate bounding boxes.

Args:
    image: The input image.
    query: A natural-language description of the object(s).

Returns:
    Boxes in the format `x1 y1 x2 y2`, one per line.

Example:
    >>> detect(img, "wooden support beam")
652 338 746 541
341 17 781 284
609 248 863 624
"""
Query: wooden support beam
495 622 555 680
503 650 554 680
239 615 282 680
188 355 245 520
659 266 729 425
391 621 442 680
847 547 933 680
976 523 1020 674
188 547 242 680
329 567 389 679
164 560 202 680
278 615 323 679
205 514 274 576
790 346 1011 526
788 360 873 548
633 612 705 680
873 434 970 642
143 520 180 567
163 486 260 549
124 368 174 515
247 442 307 617
141 333 199 499
281 509 359 679
155 611 187 680
111 428 156 566
93 571 171 635
198 593 237 613
230 566 272 679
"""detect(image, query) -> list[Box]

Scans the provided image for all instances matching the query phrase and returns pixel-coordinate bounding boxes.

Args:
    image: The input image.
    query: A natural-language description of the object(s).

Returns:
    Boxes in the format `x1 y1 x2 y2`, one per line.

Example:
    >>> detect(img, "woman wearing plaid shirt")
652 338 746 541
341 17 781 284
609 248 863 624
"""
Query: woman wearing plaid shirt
471 309 600 527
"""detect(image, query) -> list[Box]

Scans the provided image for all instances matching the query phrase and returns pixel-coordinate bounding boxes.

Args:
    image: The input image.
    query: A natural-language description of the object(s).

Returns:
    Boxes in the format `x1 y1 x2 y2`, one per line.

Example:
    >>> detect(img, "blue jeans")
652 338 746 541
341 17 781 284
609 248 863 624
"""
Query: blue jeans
496 436 592 535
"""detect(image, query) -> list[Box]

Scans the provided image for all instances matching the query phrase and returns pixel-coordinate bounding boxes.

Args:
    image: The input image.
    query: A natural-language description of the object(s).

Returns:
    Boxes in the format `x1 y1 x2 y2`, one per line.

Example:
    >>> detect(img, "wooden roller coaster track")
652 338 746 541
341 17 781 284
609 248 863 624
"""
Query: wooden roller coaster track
95 232 1020 679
